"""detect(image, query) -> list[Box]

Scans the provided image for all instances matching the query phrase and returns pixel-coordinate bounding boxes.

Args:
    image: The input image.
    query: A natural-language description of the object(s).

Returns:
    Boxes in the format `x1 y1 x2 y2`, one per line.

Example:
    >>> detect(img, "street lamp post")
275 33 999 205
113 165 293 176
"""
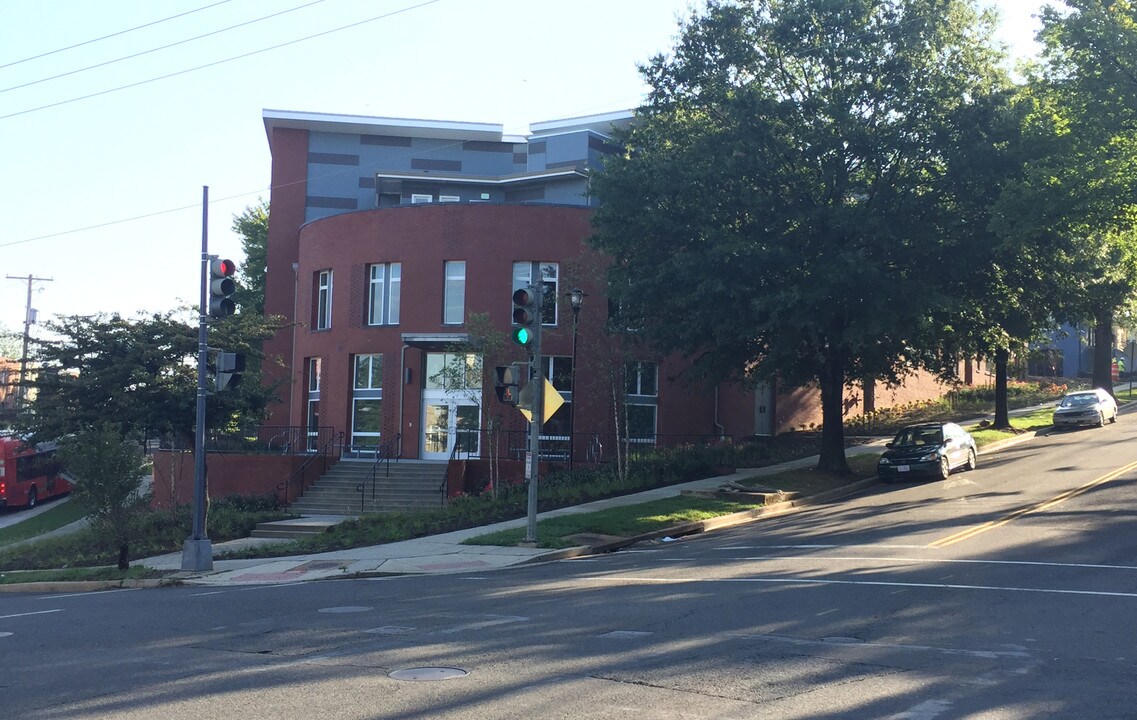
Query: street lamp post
568 288 586 467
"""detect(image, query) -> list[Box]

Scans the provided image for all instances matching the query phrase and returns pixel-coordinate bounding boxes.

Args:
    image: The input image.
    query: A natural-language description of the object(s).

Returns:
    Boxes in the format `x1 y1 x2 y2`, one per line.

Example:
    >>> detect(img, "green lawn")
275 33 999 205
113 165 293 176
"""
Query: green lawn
0 565 163 585
463 407 1068 550
463 496 766 549
0 499 87 548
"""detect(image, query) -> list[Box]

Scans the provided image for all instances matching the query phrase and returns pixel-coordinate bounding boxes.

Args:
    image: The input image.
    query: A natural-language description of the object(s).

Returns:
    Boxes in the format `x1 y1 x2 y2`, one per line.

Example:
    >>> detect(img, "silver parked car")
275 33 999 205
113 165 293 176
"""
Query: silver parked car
1052 388 1118 428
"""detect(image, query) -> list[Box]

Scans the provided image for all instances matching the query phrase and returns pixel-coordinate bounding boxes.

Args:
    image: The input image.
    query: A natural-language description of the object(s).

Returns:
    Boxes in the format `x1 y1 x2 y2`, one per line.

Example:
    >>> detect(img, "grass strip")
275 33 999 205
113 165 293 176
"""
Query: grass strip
0 500 87 548
0 565 164 585
463 496 765 549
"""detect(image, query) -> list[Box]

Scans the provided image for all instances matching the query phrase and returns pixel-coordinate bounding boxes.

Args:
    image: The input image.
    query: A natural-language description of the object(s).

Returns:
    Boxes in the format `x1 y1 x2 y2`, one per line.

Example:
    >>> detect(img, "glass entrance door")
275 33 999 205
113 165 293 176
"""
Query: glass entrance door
421 400 481 460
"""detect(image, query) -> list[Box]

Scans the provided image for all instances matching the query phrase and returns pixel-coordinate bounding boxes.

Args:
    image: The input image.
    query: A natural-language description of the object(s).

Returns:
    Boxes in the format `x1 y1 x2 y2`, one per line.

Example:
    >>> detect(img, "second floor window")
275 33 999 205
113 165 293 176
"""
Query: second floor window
443 261 465 325
315 270 333 330
513 261 559 325
367 263 401 326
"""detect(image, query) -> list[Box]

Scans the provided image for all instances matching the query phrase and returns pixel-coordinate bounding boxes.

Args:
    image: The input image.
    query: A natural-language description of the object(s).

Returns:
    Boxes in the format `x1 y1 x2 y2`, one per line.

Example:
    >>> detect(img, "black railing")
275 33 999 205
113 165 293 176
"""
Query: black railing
280 430 343 506
440 427 727 467
356 433 402 513
160 425 337 455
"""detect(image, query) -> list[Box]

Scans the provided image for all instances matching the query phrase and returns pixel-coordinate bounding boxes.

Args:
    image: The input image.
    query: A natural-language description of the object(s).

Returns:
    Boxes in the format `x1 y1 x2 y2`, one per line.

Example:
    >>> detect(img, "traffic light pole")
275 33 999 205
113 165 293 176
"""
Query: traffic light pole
524 263 543 545
182 185 213 572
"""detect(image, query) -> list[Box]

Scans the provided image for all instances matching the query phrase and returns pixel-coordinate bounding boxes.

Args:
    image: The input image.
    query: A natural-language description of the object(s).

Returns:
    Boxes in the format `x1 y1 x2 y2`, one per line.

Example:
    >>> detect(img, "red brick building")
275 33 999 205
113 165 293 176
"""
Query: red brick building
256 109 960 470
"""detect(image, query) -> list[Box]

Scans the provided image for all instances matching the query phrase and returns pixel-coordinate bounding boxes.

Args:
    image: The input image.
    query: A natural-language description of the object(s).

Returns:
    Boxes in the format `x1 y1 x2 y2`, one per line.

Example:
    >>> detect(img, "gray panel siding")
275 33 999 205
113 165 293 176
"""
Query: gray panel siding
309 152 359 166
306 196 359 209
361 135 413 147
303 127 596 224
411 158 463 172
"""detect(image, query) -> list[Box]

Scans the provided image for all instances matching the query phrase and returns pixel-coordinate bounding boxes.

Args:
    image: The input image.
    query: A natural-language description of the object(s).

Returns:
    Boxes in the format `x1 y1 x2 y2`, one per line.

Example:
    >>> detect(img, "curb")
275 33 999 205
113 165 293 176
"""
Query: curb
0 428 1052 590
525 434 1037 563
0 578 179 594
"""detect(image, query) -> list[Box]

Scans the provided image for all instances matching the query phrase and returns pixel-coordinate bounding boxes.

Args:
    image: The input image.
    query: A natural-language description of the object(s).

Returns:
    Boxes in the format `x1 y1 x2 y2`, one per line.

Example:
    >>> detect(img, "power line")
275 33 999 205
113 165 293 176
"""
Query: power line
0 0 326 95
0 0 234 70
0 0 441 121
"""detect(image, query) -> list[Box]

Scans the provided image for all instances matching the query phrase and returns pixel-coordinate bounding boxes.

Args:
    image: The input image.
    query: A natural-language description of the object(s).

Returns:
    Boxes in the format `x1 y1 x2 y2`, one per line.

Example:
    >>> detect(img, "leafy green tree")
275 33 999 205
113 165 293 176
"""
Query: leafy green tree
0 324 21 359
591 0 1007 471
232 200 269 316
57 423 151 570
16 309 282 446
933 87 1065 428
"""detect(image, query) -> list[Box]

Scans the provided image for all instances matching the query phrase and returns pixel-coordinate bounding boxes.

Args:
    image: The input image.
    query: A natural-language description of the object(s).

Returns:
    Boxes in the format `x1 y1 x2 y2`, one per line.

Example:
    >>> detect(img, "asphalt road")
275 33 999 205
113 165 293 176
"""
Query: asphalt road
4 418 1137 719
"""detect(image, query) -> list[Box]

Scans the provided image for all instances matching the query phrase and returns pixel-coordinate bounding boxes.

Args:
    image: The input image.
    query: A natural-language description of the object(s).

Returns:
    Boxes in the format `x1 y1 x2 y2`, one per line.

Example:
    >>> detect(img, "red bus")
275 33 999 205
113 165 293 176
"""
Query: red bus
0 436 71 509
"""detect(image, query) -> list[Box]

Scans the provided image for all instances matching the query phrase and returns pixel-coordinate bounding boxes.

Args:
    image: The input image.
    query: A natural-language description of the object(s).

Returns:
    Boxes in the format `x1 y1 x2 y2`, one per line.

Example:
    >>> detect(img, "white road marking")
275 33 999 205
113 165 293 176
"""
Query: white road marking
580 575 1137 599
739 555 1137 572
38 588 135 599
0 609 62 620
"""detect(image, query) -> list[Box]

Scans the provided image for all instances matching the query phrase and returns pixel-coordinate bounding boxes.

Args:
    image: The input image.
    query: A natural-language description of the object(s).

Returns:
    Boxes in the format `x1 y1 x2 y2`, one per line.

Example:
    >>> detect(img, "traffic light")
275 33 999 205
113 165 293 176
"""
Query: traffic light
215 351 245 392
494 364 520 406
209 258 237 318
511 286 539 347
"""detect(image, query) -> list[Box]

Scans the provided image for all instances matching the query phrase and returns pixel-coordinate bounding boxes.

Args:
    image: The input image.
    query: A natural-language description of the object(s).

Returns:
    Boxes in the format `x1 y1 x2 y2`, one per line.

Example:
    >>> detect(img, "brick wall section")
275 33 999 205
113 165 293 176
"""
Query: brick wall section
151 451 310 509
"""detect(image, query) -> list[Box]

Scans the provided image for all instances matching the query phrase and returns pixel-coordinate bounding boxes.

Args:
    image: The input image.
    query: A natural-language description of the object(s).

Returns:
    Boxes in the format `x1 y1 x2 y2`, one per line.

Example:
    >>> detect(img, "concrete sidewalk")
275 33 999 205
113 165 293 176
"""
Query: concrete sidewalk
144 395 1079 587
137 438 904 587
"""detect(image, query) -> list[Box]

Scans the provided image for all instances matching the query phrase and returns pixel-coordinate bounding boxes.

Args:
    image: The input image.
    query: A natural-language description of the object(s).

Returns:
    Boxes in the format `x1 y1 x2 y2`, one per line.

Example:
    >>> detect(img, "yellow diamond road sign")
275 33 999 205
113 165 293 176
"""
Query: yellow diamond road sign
518 377 565 424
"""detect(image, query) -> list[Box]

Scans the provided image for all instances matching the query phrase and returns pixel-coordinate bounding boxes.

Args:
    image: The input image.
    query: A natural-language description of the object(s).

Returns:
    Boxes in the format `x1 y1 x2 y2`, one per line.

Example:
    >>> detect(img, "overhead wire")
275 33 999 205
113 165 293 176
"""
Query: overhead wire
0 0 234 70
0 4 956 250
0 0 441 121
0 0 326 94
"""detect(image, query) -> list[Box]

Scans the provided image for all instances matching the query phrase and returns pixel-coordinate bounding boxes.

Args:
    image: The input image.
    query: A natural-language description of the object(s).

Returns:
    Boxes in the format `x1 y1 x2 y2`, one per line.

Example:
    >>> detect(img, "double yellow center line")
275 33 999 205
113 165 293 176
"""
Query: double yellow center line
929 459 1137 548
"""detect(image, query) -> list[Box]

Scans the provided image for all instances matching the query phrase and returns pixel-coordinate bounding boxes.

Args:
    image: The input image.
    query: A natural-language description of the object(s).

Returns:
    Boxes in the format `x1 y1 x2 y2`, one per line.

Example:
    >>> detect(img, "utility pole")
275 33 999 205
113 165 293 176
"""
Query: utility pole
5 274 53 404
182 186 214 572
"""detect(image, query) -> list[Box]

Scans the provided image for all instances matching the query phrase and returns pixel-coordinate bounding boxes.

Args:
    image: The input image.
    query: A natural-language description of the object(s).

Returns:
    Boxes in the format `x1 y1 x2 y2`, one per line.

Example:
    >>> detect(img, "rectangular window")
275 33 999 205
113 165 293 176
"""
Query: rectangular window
443 261 465 325
306 357 321 451
351 354 383 453
537 356 573 442
315 270 332 330
439 194 460 203
512 261 559 325
625 361 658 444
411 193 432 204
367 263 401 326
425 352 481 391
354 354 383 390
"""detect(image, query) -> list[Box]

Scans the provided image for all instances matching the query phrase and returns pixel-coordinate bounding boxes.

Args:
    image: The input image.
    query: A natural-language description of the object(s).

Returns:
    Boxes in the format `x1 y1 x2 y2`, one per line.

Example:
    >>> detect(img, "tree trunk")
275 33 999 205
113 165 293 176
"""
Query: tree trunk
1093 311 1115 395
862 377 875 414
993 347 1011 429
817 354 850 473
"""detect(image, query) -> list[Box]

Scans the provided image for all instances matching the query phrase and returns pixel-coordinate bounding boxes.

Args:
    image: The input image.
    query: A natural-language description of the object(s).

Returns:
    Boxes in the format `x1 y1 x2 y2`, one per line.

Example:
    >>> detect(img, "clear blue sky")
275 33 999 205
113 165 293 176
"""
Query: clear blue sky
0 0 1049 337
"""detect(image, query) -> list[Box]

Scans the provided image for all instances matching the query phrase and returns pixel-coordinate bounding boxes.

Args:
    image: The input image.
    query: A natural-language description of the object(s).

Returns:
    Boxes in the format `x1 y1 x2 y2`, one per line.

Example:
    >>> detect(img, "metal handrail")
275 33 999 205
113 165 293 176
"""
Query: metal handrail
280 430 343 506
356 433 401 513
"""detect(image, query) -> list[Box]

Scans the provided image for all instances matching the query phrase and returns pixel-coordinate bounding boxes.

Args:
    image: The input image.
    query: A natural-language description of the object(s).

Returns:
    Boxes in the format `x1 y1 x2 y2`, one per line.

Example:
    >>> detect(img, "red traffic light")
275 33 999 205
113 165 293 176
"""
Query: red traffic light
211 258 236 277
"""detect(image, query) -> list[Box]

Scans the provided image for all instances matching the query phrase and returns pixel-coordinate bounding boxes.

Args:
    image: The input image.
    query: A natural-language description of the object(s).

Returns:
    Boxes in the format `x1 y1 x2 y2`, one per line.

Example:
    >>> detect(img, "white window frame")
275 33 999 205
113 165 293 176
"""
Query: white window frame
625 361 658 444
351 354 383 454
512 261 559 326
411 193 433 204
443 261 466 325
367 263 401 326
439 194 460 203
316 269 333 330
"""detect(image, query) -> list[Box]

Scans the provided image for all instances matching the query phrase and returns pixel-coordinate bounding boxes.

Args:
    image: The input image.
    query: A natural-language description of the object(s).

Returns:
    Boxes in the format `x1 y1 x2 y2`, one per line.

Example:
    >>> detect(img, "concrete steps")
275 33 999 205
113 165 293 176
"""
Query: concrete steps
250 516 347 540
287 459 448 516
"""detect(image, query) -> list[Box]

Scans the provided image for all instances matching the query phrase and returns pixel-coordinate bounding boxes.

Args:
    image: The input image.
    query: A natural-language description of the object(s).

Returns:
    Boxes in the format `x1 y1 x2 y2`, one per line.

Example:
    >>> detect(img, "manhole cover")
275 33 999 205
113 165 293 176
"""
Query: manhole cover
318 606 371 614
388 667 469 682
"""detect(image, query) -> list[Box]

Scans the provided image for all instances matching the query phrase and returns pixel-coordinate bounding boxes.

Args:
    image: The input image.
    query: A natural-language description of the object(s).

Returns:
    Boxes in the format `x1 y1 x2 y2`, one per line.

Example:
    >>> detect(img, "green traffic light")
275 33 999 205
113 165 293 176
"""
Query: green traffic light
512 327 532 346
